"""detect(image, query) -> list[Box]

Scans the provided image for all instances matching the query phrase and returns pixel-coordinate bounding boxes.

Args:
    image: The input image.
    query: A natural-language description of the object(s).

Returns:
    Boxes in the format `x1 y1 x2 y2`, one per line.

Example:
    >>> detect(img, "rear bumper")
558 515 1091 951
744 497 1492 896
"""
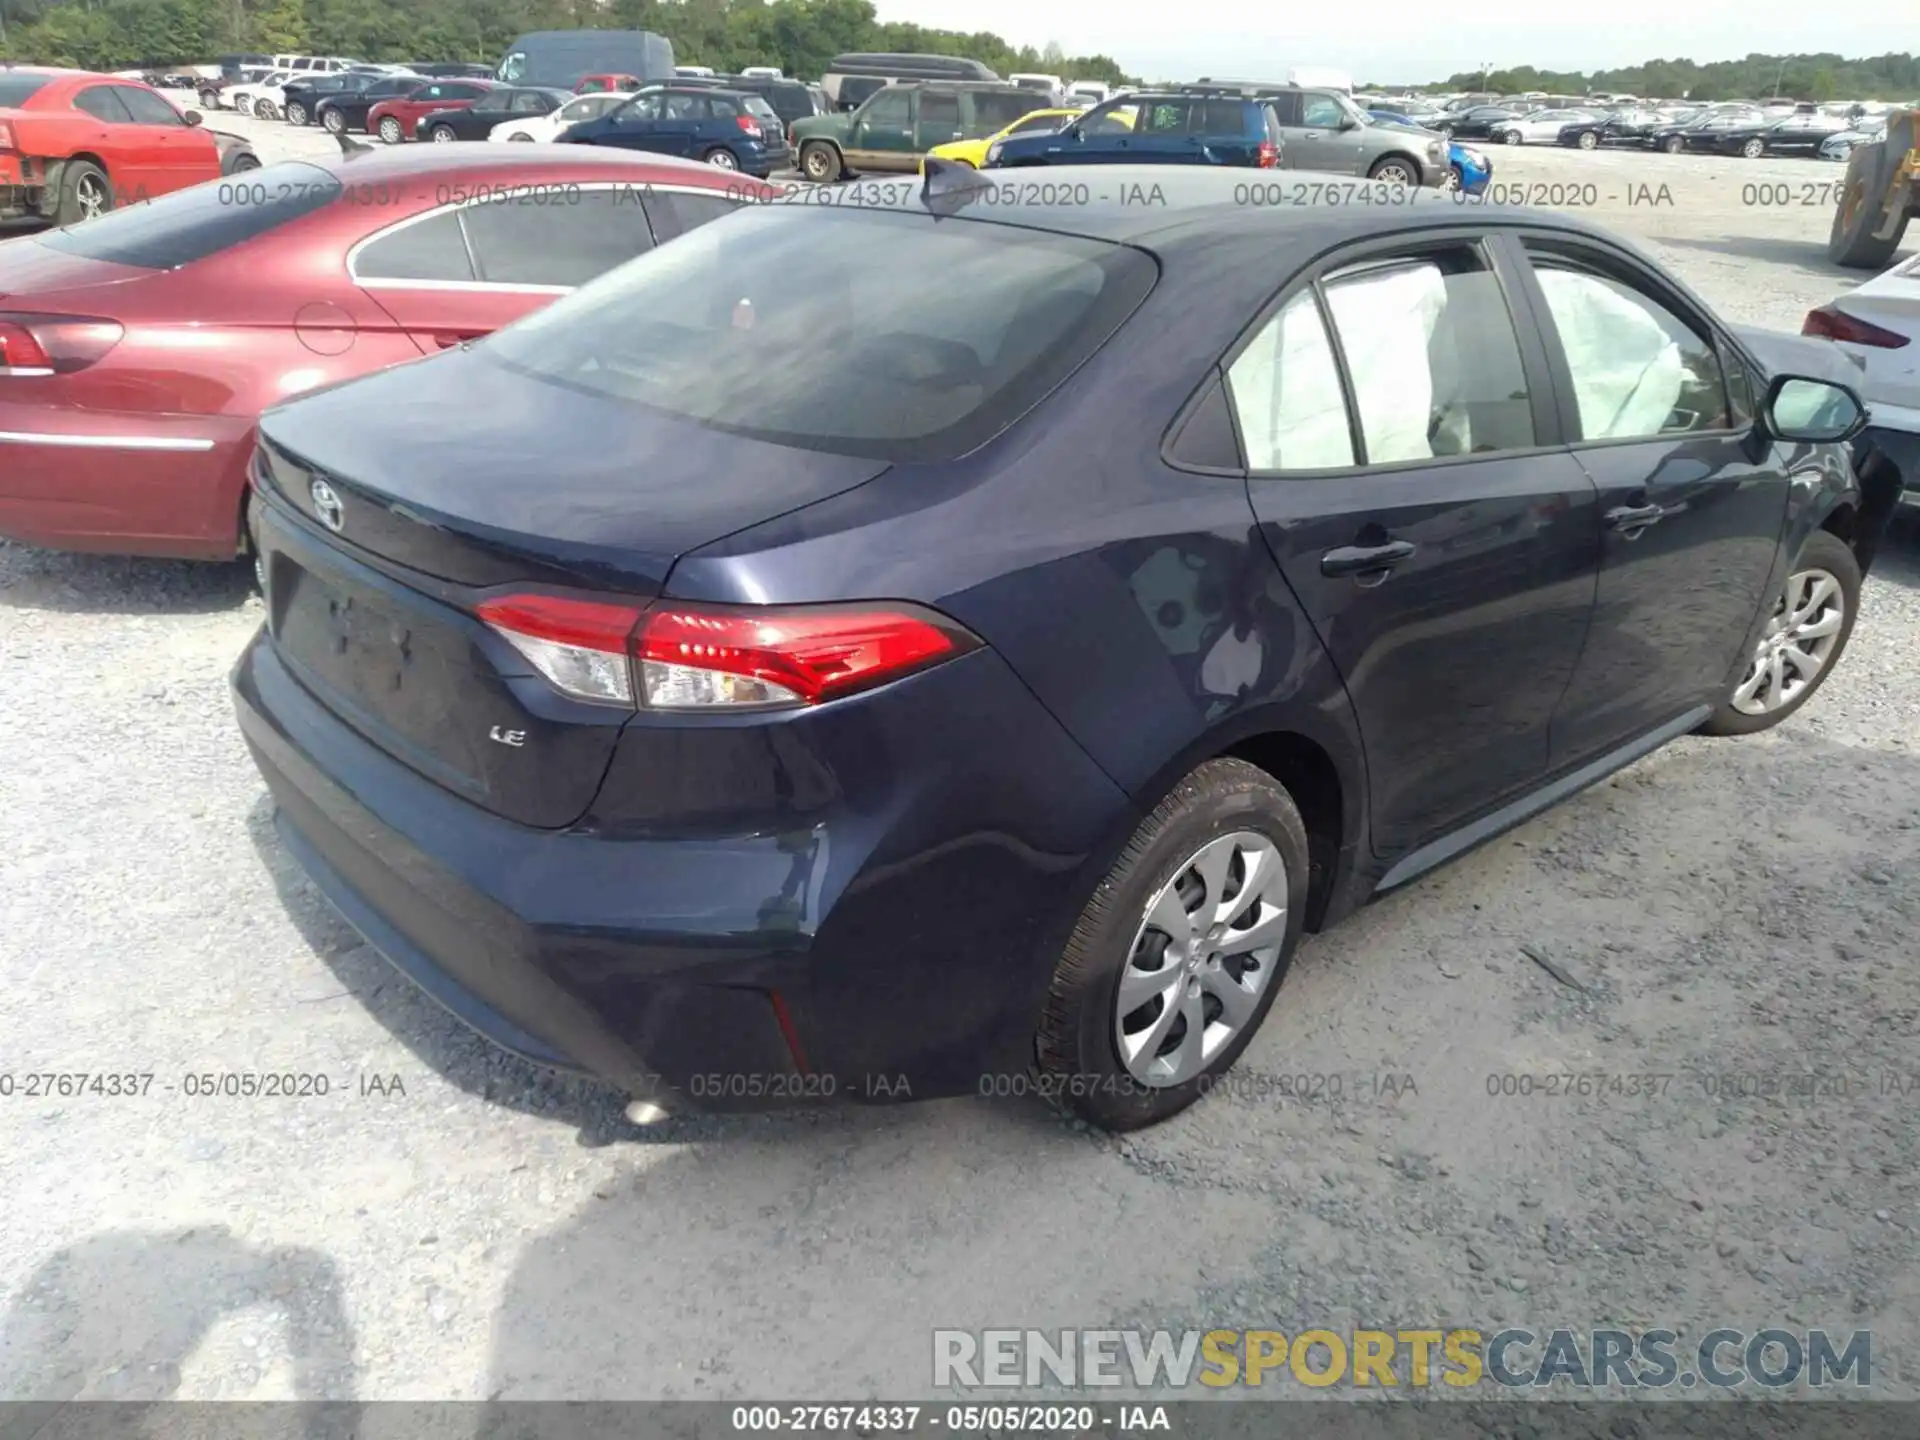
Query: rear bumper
0 403 255 558
231 608 1134 1112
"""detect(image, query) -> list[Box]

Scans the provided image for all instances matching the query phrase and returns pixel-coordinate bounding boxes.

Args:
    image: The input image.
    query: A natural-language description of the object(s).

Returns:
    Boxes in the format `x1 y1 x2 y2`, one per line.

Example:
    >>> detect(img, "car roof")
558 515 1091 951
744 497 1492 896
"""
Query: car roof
817 165 1627 257
280 144 772 186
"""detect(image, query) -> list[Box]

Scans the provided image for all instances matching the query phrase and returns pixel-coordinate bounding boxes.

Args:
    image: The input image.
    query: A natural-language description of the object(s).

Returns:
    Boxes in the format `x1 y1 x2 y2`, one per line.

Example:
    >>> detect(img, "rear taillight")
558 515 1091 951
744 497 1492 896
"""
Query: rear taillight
0 313 123 375
736 114 762 137
475 595 979 711
1256 140 1278 168
1803 304 1909 349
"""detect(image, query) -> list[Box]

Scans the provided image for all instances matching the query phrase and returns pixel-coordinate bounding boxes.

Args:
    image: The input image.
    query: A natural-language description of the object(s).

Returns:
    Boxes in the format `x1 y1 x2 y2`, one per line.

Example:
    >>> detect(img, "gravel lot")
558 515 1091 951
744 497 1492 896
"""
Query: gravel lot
1 118 1917 1404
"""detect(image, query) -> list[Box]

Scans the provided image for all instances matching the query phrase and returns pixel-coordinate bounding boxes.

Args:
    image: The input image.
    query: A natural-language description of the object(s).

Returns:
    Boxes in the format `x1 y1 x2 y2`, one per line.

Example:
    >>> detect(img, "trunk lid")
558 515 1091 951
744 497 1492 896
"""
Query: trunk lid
0 236 155 302
254 346 893 827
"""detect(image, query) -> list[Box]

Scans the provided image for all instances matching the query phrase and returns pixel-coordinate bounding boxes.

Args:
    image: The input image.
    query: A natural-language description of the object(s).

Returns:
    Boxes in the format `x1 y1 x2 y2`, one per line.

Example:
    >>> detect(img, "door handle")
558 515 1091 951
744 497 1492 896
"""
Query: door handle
1605 502 1666 535
1321 539 1416 577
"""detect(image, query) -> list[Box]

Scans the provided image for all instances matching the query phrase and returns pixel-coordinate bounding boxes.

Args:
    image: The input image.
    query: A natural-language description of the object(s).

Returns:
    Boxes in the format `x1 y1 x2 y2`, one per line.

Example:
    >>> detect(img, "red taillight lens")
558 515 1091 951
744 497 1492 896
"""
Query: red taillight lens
0 313 123 374
736 113 762 137
635 603 973 708
1256 140 1278 168
475 595 978 711
1803 305 1909 349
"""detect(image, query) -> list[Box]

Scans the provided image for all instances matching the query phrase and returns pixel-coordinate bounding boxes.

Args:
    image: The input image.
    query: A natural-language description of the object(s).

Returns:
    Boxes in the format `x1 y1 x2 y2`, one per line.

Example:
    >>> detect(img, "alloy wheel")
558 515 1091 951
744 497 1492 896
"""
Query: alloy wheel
75 172 109 220
431 126 456 143
706 148 739 169
286 103 307 126
1731 567 1844 715
1373 161 1416 186
1113 832 1288 1087
379 118 403 144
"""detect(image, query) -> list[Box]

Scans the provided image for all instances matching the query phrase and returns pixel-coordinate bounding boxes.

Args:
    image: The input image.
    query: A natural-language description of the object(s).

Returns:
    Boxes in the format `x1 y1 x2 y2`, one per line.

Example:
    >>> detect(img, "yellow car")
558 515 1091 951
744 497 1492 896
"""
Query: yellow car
922 108 1085 170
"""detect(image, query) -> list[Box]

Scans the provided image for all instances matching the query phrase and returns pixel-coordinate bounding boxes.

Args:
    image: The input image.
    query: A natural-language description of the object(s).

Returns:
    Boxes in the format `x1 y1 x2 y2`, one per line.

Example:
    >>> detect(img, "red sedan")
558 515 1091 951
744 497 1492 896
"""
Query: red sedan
0 146 764 560
366 79 498 144
0 66 254 226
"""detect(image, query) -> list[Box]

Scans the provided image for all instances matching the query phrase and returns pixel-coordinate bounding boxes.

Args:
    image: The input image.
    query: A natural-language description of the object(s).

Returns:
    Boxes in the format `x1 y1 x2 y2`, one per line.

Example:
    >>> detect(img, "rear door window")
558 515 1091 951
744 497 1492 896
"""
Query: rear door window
1189 100 1247 135
36 161 343 269
354 209 475 283
73 86 135 122
460 190 656 287
115 87 186 125
1226 290 1354 470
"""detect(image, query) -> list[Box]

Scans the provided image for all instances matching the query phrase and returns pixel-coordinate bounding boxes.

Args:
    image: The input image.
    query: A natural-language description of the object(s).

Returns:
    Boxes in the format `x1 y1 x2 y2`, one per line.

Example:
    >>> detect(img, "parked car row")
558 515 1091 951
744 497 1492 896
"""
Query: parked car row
1420 97 1888 162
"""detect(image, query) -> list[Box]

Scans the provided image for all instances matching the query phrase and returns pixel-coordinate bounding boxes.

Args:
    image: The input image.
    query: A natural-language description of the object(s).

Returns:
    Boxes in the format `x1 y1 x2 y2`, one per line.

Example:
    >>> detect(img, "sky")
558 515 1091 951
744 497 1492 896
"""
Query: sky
870 1 1918 84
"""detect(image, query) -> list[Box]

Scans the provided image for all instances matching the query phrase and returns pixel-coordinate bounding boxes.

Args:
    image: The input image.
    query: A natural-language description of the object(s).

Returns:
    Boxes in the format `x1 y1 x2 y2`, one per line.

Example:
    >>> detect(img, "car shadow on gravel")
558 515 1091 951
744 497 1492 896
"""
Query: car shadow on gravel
0 1226 359 1411
0 542 253 616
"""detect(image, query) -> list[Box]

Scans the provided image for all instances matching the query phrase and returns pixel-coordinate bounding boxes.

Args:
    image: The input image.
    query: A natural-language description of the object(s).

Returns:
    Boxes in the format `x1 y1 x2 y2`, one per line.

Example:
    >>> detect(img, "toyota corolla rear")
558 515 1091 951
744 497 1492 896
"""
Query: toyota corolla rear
232 199 1155 1110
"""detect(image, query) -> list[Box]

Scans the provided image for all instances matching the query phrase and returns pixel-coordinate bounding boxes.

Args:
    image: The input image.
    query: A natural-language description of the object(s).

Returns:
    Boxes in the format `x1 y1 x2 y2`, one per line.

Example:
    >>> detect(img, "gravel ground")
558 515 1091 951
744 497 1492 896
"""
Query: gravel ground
1 127 1917 1404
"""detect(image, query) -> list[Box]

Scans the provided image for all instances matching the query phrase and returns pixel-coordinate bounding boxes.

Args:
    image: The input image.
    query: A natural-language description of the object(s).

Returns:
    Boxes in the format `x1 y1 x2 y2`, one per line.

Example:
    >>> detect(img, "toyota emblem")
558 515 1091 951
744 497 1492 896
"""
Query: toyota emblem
309 478 344 533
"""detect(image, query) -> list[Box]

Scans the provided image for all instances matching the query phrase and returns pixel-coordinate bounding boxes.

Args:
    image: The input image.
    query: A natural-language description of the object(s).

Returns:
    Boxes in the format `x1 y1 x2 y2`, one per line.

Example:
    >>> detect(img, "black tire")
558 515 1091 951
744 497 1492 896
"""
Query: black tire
1501 128 1522 146
799 141 841 183
1700 530 1860 737
701 145 740 169
429 124 458 144
198 89 221 110
284 101 308 126
1740 136 1766 159
507 130 534 142
222 149 261 176
1367 155 1420 186
1828 140 1907 269
1034 758 1309 1132
54 159 113 227
1577 129 1599 151
1663 135 1684 155
377 116 404 144
321 107 346 134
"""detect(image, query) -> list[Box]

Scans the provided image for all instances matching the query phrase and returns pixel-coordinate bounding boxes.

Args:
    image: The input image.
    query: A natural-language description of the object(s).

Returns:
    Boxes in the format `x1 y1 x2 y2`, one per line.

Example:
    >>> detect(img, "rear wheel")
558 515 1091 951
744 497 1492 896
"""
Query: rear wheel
1501 128 1522 145
800 141 841 182
1828 140 1907 269
701 145 739 169
377 116 404 144
1701 531 1859 736
1663 135 1684 154
507 130 534 142
284 101 308 126
1034 758 1308 1131
55 160 113 226
198 88 221 110
1367 155 1419 186
429 124 458 144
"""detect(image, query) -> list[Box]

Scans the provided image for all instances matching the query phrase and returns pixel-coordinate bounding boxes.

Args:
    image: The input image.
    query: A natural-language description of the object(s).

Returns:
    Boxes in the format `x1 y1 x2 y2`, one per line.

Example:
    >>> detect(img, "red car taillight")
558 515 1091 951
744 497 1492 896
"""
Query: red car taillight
475 594 979 710
0 313 124 375
1803 304 1909 349
735 113 763 137
1256 140 1278 168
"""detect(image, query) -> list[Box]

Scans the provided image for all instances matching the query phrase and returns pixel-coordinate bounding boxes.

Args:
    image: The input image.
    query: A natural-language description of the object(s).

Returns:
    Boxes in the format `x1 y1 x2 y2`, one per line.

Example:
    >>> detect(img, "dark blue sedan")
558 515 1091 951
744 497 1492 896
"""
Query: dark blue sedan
233 168 1891 1131
558 83 791 176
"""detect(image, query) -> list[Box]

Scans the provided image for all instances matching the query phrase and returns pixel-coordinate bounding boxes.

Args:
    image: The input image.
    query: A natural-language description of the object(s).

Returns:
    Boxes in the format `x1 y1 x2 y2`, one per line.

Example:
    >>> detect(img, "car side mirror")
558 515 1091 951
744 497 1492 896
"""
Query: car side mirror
184 109 203 126
1761 374 1867 444
1338 115 1359 130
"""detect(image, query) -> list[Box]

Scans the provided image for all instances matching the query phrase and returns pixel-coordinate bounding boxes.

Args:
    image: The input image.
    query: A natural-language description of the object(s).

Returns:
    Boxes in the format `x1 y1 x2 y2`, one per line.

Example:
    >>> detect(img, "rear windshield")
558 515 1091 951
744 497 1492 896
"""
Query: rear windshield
0 76 52 106
36 162 342 269
485 204 1156 462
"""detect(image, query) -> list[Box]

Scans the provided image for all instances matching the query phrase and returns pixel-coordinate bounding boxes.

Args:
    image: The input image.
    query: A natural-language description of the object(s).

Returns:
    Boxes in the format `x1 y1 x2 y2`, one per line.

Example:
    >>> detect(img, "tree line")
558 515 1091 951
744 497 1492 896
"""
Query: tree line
0 0 1134 84
1425 52 1920 103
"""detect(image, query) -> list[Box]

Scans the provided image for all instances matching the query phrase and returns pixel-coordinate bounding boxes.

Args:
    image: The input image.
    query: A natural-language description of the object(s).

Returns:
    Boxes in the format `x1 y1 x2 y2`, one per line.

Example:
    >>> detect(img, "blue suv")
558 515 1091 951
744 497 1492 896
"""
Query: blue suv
985 92 1281 169
558 84 792 176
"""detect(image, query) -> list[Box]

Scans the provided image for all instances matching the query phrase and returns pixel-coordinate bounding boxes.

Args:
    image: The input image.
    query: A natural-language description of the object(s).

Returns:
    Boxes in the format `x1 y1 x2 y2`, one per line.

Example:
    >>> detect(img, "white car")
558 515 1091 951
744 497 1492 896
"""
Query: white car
488 91 629 143
1804 253 1920 507
1820 119 1887 161
227 70 295 116
1493 107 1605 145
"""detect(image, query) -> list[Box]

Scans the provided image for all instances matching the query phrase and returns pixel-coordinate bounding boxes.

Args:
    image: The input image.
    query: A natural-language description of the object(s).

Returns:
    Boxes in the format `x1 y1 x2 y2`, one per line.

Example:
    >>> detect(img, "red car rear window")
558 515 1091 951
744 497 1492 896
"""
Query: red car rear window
35 161 343 270
0 76 53 106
